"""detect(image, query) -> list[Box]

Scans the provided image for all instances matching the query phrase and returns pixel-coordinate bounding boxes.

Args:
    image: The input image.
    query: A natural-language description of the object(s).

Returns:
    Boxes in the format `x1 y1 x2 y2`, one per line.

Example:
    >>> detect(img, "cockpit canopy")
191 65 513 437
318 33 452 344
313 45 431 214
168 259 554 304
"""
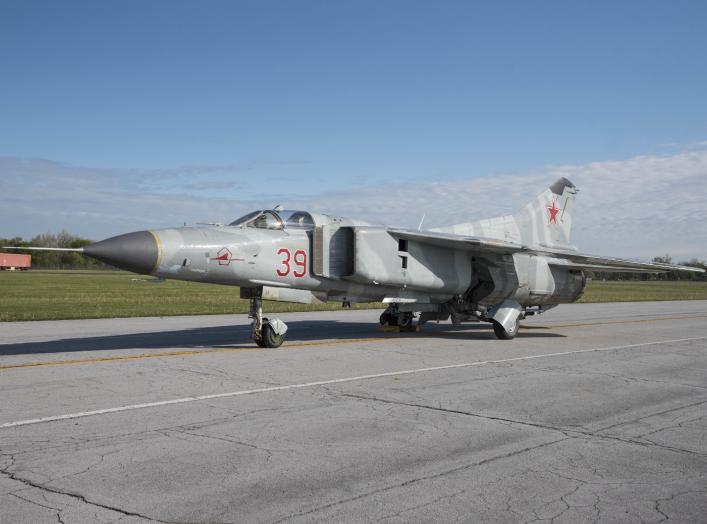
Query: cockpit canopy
228 210 315 230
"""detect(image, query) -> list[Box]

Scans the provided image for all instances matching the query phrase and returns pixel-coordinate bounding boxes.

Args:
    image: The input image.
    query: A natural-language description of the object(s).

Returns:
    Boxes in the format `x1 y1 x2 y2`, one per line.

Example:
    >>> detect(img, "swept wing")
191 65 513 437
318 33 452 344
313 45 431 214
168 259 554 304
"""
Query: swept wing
387 228 704 273
541 250 704 273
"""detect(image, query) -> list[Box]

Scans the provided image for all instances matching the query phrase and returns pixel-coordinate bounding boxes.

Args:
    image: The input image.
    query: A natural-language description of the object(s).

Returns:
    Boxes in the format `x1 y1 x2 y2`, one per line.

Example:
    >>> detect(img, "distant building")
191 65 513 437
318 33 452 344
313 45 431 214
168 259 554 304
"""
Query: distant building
0 252 31 270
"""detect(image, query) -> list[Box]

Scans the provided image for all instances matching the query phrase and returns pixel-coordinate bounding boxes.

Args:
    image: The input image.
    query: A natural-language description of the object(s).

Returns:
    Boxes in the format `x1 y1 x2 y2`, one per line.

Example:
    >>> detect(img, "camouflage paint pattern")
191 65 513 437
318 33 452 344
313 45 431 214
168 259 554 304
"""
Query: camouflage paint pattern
131 178 698 322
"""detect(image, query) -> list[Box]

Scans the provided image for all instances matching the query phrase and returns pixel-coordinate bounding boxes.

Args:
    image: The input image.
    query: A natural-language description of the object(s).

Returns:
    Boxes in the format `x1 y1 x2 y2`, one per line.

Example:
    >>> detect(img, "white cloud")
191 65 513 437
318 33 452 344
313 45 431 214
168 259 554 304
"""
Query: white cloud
1 148 706 261
283 149 707 260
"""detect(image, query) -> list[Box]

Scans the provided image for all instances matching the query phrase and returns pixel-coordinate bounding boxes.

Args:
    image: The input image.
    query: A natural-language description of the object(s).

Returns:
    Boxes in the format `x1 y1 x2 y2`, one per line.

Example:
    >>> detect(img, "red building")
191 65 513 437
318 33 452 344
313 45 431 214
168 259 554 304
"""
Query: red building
0 252 31 270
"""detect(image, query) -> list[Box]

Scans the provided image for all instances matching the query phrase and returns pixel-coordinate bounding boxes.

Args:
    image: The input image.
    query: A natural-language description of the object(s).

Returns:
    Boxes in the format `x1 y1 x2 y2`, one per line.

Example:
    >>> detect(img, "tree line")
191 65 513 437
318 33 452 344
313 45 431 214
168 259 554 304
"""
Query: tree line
589 254 706 281
1 231 108 269
1 232 706 278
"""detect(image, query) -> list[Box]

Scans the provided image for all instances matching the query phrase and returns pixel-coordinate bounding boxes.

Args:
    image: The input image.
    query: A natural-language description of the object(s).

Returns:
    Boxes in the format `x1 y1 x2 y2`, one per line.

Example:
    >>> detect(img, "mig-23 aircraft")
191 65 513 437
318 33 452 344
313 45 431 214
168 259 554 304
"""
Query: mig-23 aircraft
8 178 703 347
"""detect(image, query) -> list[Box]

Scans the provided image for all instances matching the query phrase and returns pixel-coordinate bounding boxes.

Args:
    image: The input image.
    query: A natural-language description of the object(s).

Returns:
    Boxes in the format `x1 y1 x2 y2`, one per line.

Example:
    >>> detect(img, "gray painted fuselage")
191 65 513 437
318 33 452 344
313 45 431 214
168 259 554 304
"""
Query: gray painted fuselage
64 177 702 340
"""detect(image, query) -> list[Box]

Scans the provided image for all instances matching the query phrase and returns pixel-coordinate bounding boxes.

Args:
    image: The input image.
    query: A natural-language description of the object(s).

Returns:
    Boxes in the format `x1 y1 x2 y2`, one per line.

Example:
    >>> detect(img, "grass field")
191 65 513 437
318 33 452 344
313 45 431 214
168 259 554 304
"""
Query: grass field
0 270 378 321
579 280 707 303
1 270 706 321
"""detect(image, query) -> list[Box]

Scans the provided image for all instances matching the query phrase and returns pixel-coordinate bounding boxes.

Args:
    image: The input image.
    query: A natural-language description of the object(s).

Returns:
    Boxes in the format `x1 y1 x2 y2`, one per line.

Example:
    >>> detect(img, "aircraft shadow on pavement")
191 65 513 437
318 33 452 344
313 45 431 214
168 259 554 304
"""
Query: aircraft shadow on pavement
0 320 564 357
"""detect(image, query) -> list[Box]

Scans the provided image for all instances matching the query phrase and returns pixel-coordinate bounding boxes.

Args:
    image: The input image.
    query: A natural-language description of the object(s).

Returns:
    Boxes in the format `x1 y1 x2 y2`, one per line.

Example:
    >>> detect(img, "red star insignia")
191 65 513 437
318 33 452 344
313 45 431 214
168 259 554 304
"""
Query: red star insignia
547 199 561 225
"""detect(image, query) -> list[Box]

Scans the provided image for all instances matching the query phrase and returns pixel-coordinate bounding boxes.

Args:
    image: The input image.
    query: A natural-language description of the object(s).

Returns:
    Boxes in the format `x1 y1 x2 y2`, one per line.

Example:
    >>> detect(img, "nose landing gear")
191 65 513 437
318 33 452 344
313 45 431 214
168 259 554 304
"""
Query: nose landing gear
249 295 288 348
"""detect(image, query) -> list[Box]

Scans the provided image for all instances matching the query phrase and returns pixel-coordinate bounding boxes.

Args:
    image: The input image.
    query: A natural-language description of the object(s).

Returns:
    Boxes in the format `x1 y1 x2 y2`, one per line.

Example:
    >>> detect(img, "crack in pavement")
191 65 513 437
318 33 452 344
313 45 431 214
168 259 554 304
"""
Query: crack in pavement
157 426 287 462
652 490 707 523
272 437 569 523
0 458 165 524
0 404 294 459
5 463 242 524
533 366 707 391
10 488 70 524
592 399 707 433
341 394 707 458
10 490 64 512
372 489 467 523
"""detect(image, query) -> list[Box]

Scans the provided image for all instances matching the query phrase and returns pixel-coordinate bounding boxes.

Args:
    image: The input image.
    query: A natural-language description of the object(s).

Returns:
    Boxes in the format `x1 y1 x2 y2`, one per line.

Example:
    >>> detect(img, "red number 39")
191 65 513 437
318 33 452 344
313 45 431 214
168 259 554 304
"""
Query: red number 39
276 248 307 277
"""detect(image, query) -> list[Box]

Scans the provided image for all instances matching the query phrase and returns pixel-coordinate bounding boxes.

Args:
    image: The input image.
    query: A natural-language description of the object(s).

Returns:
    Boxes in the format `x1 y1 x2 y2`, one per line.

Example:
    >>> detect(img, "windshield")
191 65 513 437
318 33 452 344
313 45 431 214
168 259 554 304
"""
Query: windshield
229 211 262 227
229 209 312 230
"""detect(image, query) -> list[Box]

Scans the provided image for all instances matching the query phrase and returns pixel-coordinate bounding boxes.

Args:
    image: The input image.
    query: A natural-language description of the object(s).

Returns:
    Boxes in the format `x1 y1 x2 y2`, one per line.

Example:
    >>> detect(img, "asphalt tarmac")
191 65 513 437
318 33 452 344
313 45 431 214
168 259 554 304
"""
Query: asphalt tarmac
1 301 706 523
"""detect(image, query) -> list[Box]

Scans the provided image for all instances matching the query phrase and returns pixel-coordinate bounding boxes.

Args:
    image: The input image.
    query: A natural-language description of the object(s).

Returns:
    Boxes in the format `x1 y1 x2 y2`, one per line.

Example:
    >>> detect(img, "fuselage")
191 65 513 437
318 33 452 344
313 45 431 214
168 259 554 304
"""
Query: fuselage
27 176 699 343
90 207 585 310
150 222 467 304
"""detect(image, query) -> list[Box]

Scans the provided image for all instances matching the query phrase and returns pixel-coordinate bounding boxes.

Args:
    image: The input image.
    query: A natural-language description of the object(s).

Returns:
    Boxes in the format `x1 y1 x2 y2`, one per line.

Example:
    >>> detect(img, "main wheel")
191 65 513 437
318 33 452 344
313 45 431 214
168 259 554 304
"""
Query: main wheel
492 318 519 340
399 312 413 327
398 312 415 331
260 324 285 348
379 312 398 326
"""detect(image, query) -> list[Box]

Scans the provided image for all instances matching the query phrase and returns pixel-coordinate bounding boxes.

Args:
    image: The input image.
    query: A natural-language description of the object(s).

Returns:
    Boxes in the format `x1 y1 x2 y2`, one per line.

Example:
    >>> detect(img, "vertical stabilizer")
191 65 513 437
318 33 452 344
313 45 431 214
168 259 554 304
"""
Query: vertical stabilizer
514 177 577 249
433 177 578 249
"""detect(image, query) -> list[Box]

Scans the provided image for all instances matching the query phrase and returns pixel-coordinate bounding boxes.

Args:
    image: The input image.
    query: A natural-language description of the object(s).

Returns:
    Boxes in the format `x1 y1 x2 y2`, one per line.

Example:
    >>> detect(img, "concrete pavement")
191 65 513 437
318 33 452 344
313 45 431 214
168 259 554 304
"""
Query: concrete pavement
1 301 706 523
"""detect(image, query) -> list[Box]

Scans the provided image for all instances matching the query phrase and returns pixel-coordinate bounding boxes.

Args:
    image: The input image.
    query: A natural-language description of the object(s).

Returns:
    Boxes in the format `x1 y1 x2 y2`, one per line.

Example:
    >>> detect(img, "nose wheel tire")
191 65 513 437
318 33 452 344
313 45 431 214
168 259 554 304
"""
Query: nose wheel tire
492 318 520 340
257 324 285 348
249 294 286 348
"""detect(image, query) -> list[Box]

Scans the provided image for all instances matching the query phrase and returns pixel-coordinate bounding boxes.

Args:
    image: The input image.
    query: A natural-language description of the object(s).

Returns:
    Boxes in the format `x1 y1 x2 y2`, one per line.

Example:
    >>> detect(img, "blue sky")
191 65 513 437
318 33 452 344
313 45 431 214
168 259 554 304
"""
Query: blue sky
1 1 707 258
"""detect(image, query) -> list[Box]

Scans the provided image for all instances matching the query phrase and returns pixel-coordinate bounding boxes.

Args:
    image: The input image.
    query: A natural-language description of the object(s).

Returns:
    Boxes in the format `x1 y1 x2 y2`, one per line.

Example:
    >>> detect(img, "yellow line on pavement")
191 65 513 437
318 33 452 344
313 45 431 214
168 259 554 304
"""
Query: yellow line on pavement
546 314 707 329
0 337 390 370
1 314 705 371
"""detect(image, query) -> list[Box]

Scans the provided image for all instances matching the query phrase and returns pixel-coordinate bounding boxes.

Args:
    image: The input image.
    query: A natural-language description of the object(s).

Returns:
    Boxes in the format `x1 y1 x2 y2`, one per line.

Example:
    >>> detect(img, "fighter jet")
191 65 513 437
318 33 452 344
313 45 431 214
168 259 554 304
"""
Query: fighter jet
7 178 703 347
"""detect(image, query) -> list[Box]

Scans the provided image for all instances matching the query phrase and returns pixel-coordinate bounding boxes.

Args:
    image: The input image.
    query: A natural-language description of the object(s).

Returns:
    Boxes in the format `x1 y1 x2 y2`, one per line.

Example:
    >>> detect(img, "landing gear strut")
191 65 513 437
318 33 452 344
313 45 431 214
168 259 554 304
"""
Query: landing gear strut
249 295 287 348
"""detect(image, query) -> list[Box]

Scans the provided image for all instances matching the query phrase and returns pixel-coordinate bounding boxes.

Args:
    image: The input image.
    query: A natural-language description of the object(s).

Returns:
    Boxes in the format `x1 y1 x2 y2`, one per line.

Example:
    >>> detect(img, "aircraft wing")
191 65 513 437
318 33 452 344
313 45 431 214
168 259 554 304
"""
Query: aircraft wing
387 228 525 254
386 230 703 273
541 251 705 273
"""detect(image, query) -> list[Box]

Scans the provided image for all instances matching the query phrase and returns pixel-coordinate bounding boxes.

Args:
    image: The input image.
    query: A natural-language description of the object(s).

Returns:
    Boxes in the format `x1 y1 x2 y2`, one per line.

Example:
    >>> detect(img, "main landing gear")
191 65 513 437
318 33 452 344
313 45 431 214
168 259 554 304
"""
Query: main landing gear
249 295 288 348
487 299 523 340
492 316 520 340
379 308 416 331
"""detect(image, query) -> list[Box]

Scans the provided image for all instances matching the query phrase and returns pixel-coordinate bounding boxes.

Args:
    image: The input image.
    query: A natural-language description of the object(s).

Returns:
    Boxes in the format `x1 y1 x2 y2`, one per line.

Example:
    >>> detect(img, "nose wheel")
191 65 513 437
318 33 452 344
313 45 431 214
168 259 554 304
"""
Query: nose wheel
255 324 285 348
249 295 288 348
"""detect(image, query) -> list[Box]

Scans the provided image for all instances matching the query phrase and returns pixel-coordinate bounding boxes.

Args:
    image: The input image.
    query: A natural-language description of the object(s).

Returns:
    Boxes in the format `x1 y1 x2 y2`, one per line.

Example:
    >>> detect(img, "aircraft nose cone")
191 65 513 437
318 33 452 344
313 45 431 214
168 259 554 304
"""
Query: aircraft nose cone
84 231 159 274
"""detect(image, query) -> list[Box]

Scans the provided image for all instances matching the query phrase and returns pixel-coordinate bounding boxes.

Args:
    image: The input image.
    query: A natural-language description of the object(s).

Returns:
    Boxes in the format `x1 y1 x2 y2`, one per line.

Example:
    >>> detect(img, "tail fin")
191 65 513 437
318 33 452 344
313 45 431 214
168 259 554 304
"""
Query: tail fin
515 177 577 249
